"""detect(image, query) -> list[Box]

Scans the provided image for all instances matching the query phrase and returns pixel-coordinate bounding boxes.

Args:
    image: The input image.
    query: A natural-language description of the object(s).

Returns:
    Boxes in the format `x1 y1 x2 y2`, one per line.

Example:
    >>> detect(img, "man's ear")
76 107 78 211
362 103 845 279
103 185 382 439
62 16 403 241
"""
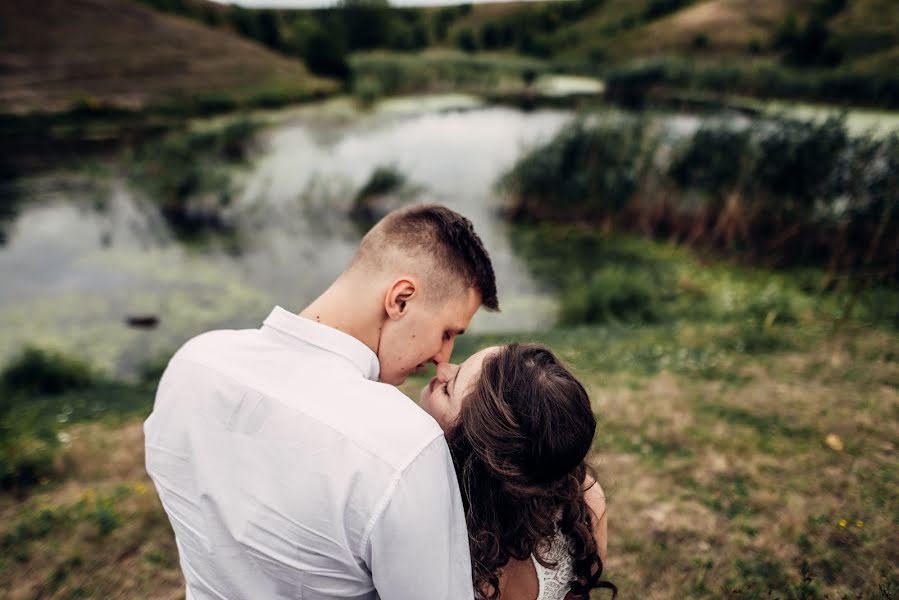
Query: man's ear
384 277 417 320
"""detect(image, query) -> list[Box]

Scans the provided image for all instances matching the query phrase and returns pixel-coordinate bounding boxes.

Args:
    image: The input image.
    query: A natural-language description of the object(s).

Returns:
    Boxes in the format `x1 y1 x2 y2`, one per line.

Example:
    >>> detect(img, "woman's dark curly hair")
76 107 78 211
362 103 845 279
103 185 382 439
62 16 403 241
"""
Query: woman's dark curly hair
446 343 617 599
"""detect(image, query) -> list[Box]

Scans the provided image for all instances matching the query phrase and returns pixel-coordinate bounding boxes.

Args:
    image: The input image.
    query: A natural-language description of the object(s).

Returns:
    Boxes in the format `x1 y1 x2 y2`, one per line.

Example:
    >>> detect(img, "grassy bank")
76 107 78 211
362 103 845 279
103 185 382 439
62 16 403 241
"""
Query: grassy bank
2 231 897 598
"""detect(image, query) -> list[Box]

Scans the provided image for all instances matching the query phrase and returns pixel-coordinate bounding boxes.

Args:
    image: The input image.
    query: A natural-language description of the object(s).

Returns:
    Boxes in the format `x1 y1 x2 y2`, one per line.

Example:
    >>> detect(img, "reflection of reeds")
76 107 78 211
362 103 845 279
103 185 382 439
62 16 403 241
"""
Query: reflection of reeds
128 117 260 240
501 114 899 287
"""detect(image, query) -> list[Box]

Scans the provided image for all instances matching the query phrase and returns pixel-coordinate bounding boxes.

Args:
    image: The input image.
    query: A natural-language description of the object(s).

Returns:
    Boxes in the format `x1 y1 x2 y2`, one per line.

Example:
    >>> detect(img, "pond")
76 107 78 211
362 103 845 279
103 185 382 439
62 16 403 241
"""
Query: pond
0 96 574 375
3 93 895 377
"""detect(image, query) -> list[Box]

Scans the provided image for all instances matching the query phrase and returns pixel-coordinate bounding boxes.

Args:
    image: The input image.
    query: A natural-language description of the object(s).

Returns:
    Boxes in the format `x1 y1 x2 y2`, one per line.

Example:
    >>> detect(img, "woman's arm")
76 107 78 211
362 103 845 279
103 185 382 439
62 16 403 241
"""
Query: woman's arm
584 476 608 565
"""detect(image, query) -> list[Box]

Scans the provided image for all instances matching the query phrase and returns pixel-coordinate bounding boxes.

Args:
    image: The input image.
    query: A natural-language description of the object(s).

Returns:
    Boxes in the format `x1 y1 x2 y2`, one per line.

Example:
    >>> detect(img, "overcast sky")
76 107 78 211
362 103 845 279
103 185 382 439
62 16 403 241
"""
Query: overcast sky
210 0 540 8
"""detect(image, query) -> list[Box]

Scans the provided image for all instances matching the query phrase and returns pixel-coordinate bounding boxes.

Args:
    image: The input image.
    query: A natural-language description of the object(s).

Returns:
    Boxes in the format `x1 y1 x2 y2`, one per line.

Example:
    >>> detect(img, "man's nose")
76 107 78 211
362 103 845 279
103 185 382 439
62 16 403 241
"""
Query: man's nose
433 338 455 366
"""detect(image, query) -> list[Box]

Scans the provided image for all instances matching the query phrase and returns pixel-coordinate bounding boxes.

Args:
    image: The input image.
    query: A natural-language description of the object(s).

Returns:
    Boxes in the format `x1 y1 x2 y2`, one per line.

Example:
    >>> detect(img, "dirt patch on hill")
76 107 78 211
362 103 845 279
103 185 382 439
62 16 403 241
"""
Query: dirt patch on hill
0 0 336 114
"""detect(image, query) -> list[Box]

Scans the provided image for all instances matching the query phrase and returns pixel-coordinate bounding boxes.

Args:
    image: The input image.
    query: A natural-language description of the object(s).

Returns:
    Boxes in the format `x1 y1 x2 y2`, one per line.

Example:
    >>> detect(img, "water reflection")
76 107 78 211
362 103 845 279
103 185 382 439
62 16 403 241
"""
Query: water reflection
0 181 21 246
0 100 572 374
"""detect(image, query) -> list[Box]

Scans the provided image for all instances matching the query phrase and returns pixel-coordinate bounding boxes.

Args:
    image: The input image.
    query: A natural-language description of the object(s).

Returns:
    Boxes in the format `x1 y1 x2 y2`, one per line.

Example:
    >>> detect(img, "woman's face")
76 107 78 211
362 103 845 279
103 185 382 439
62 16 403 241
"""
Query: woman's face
420 346 500 433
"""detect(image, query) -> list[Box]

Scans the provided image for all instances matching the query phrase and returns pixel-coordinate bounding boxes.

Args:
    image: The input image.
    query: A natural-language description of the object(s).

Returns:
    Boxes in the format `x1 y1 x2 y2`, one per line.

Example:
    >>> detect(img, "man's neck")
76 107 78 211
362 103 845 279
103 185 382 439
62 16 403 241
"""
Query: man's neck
299 280 383 355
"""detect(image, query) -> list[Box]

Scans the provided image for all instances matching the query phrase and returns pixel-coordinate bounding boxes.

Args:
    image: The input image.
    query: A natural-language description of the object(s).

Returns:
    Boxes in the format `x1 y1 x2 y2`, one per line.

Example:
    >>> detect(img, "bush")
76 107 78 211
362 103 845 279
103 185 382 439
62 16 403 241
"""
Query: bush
669 124 750 193
503 112 899 284
774 13 842 67
304 29 351 79
455 28 478 53
560 266 667 325
692 32 709 49
501 118 647 220
743 283 800 325
350 164 409 220
1 347 94 398
644 0 690 20
0 432 59 492
352 75 384 106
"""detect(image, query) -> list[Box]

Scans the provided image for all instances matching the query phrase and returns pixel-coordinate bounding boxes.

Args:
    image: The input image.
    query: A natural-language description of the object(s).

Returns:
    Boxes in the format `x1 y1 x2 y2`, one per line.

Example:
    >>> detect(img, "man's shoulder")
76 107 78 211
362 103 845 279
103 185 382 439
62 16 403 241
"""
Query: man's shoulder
161 326 445 472
175 327 257 358
333 379 445 472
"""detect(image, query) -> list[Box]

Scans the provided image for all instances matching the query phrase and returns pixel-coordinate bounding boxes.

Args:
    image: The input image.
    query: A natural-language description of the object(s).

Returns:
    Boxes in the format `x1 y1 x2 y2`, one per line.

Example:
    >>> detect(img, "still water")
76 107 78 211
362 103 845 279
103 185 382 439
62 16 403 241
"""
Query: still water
0 96 574 375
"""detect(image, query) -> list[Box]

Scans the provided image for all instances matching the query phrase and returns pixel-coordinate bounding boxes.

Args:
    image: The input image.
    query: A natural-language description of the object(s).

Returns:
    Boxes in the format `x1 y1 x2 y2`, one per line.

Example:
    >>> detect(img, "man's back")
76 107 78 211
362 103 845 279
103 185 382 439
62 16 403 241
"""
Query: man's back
144 307 473 599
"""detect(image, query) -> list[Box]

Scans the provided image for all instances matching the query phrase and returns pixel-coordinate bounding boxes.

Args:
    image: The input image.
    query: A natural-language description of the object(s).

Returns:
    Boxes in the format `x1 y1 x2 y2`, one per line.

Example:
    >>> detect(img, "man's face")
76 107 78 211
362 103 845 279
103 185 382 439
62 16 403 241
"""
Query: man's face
377 287 481 385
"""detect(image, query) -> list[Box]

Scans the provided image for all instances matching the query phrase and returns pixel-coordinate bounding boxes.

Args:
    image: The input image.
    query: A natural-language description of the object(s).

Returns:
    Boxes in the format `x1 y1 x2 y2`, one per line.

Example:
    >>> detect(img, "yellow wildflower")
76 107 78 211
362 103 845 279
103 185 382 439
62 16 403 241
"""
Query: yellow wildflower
838 519 847 528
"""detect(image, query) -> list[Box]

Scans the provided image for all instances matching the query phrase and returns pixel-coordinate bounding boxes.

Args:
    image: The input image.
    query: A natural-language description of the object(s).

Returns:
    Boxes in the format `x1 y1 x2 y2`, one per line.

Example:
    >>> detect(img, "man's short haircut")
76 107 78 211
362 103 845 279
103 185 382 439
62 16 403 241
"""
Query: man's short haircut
353 204 499 311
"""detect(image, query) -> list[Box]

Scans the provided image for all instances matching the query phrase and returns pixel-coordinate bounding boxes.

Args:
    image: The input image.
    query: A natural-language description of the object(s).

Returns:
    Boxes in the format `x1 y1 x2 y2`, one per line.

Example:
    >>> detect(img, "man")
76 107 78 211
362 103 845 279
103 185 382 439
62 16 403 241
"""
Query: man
144 204 499 599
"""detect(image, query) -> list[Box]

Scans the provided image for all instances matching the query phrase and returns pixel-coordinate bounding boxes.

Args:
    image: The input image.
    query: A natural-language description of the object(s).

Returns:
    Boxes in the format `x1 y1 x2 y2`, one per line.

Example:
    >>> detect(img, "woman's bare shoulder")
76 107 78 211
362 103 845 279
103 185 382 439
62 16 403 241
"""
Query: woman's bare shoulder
583 475 606 517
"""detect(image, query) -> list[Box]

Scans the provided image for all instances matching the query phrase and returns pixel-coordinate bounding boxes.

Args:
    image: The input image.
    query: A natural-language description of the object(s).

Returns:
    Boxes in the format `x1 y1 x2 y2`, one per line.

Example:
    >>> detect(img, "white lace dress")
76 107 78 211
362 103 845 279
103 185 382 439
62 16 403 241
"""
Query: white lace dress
531 531 575 600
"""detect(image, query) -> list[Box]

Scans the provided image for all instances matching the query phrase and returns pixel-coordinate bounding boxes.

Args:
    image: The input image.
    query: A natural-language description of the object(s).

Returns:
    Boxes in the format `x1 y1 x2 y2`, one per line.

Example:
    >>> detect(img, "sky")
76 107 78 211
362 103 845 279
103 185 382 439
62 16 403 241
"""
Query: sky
210 0 540 8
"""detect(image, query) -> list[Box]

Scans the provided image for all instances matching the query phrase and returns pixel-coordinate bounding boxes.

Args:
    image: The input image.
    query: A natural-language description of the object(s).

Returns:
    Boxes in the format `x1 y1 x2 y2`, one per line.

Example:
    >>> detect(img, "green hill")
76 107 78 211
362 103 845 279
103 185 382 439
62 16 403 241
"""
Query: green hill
0 0 337 115
440 0 898 66
431 0 899 105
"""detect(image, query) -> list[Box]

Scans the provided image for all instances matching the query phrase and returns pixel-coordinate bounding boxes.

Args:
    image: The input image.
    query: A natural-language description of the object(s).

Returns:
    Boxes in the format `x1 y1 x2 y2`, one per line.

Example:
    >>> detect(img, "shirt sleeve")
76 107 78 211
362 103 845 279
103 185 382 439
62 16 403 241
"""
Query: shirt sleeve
366 435 474 600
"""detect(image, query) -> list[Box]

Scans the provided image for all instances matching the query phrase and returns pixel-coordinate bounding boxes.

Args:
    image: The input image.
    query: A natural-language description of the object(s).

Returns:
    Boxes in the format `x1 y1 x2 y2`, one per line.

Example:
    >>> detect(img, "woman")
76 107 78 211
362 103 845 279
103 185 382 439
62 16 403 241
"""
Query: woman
421 343 616 600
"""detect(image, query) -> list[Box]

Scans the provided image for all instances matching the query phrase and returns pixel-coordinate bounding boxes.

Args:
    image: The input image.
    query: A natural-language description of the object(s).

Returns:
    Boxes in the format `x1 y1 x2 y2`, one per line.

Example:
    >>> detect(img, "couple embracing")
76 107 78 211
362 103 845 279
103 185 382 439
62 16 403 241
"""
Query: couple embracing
144 205 616 600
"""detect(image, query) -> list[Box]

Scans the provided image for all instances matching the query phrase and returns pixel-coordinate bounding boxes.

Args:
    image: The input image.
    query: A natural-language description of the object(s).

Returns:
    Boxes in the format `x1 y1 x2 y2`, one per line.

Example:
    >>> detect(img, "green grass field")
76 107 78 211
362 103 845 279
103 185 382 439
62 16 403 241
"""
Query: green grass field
1 231 896 598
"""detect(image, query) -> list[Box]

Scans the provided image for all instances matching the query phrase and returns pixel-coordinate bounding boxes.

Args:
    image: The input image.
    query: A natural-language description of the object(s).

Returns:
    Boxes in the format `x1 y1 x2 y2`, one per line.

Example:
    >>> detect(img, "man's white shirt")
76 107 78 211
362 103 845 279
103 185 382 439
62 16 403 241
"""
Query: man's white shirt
144 306 473 599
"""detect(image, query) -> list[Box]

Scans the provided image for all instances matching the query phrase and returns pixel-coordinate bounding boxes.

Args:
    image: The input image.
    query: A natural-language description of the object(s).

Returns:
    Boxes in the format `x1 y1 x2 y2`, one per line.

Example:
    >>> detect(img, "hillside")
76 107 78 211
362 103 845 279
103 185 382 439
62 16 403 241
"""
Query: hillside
441 0 899 68
0 0 337 115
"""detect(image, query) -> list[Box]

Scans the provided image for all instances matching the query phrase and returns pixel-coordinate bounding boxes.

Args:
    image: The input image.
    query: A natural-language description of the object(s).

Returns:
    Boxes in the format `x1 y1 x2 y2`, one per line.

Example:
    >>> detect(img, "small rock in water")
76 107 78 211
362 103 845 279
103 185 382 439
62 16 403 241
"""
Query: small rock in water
126 315 160 329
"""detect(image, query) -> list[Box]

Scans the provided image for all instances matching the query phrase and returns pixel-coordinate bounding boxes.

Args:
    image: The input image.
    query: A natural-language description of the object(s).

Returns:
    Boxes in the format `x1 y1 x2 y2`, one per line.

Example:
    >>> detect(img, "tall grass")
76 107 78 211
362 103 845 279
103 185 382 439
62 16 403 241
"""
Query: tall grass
501 114 899 292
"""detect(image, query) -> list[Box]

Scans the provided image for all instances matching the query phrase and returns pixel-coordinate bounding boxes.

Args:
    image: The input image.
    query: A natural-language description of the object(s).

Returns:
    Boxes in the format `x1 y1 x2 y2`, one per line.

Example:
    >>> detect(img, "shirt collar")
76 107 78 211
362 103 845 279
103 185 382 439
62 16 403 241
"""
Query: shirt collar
261 306 381 382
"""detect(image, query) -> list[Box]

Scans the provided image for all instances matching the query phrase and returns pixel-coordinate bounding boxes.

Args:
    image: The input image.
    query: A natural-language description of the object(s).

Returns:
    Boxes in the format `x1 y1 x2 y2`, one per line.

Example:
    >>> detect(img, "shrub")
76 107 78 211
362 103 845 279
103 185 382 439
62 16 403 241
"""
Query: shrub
350 164 409 220
500 118 647 220
356 164 406 198
1 347 94 398
669 124 751 193
502 112 899 284
353 75 384 106
743 283 800 325
644 0 690 20
773 13 842 67
0 432 59 492
455 28 478 53
560 265 667 325
304 28 351 79
91 498 122 537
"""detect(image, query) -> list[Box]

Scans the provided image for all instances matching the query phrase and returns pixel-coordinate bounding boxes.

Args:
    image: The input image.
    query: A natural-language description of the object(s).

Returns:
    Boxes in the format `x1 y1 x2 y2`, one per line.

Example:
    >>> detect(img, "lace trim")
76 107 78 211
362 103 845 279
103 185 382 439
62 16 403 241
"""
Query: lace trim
531 531 574 600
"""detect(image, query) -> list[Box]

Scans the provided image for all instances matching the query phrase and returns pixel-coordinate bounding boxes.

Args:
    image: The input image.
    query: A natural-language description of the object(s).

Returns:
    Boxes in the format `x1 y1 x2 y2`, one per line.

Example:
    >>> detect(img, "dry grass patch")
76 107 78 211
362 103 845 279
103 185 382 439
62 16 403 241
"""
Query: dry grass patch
0 420 183 600
586 342 899 598
0 0 336 114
